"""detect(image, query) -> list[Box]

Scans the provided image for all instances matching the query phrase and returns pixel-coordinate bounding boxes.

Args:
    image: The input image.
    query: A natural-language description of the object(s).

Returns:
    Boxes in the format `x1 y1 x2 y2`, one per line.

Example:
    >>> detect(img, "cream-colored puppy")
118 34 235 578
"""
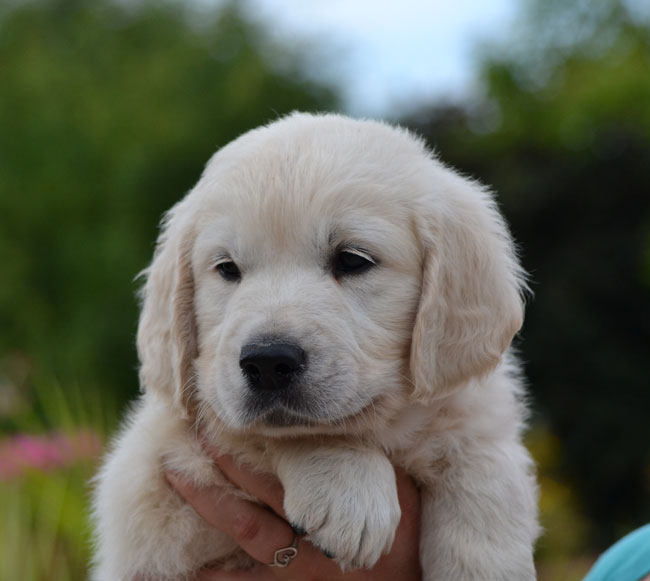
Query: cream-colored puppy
92 113 539 580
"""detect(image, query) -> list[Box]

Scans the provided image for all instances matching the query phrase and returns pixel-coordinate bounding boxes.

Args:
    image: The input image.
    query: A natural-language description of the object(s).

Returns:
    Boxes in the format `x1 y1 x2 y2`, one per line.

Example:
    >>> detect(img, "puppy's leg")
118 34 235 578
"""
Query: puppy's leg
91 398 240 581
420 441 539 581
272 444 401 570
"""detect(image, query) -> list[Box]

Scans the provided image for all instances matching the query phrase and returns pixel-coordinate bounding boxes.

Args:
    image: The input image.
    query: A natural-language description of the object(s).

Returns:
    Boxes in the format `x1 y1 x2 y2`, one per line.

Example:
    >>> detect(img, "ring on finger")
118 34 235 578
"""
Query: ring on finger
268 534 298 568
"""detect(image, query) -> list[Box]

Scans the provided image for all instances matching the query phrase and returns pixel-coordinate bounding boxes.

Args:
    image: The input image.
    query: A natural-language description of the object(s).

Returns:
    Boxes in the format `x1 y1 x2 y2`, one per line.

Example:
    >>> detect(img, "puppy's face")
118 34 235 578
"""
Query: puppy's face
137 114 525 438
190 152 422 435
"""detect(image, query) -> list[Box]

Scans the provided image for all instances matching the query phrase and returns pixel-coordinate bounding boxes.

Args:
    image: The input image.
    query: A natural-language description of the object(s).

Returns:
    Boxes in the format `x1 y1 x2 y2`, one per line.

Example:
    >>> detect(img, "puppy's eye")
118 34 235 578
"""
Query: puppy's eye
334 250 375 277
215 261 241 282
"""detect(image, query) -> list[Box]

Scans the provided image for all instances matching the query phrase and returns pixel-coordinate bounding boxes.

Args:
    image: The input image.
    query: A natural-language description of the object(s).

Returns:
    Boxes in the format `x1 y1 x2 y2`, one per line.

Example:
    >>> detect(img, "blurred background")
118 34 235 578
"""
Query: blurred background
1 0 649 578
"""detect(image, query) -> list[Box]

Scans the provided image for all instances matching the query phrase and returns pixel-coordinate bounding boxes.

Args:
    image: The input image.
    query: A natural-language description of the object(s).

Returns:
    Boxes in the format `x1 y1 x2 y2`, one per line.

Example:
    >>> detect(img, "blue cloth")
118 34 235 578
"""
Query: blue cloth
584 524 650 581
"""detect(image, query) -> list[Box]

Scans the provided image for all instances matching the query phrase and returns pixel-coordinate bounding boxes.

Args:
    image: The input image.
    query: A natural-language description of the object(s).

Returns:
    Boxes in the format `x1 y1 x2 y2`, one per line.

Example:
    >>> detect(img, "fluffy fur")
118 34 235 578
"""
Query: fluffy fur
92 113 539 580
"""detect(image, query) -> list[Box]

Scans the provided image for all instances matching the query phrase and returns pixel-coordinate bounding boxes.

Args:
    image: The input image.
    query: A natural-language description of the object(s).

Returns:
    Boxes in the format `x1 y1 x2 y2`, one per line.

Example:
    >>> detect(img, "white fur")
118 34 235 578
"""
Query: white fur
92 113 539 580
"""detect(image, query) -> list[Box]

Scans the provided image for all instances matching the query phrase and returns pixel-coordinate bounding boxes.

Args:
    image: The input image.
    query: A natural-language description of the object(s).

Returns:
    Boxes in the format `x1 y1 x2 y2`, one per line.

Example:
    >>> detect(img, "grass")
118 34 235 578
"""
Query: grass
0 375 117 581
1 466 96 580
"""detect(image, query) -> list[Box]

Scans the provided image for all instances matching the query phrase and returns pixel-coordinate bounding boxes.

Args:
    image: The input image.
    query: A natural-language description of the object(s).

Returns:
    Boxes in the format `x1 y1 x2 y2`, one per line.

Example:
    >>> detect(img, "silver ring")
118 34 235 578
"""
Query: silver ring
269 535 298 567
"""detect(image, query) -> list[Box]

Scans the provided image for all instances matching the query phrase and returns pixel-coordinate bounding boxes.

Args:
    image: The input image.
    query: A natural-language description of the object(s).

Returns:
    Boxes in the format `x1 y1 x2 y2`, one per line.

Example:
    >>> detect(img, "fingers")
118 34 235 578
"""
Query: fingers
204 450 423 575
194 563 274 580
167 453 423 581
394 467 421 530
166 471 349 580
165 471 295 567
206 450 287 519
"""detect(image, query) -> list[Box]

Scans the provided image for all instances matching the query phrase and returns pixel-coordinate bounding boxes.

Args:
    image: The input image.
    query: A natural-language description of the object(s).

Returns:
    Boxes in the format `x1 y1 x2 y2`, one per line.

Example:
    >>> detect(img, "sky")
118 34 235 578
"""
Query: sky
243 0 519 117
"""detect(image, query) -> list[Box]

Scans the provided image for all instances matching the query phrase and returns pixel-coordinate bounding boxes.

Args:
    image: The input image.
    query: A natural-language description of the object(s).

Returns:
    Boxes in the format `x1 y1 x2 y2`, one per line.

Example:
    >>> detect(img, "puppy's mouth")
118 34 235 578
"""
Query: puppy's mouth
242 391 327 428
240 392 379 433
257 408 319 428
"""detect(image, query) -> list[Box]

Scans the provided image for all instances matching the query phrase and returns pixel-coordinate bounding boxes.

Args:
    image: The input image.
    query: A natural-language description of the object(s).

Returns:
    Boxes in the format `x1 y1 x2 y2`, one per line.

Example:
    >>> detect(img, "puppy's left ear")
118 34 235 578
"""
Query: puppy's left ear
410 170 527 400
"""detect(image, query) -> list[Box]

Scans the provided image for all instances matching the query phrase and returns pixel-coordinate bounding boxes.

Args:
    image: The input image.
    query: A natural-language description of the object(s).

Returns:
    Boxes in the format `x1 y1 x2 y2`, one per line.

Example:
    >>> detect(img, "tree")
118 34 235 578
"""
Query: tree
0 0 337 409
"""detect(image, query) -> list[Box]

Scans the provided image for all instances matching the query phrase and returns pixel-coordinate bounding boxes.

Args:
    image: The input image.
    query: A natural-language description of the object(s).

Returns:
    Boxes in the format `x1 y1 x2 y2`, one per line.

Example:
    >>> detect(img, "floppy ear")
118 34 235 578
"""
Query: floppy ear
136 199 198 418
410 173 527 401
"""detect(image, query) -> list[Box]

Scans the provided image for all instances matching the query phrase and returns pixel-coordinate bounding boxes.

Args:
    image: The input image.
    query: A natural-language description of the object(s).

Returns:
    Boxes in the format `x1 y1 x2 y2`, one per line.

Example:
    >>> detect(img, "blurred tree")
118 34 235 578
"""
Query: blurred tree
407 0 650 549
0 0 337 410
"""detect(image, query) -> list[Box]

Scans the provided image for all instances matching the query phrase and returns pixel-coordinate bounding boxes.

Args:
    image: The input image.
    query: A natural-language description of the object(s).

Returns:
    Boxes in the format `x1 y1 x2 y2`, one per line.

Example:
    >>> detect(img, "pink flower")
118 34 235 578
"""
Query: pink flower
0 430 103 480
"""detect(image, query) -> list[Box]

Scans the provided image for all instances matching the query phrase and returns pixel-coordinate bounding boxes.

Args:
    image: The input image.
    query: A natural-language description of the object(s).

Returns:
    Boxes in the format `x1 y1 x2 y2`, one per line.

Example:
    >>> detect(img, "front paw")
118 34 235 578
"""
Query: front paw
280 450 401 570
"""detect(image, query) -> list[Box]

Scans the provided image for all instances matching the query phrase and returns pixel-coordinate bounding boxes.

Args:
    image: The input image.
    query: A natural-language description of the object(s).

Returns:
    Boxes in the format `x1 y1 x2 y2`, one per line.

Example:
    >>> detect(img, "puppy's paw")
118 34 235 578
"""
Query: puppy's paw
279 449 400 570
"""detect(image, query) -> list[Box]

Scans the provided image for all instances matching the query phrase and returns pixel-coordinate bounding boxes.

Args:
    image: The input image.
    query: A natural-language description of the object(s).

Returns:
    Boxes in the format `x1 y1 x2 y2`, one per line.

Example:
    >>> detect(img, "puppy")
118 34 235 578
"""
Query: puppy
92 113 539 580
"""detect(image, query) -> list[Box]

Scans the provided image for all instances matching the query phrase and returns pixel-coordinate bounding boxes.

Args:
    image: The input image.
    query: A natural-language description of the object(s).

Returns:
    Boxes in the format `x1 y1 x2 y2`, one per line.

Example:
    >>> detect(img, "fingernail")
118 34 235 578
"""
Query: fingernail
164 470 182 487
200 440 221 456
205 446 233 465
164 470 193 494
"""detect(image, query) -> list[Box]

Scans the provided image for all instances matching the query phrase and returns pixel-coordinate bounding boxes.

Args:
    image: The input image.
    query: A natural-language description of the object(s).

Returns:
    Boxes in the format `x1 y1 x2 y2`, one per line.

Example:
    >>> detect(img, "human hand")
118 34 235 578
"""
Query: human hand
165 450 421 580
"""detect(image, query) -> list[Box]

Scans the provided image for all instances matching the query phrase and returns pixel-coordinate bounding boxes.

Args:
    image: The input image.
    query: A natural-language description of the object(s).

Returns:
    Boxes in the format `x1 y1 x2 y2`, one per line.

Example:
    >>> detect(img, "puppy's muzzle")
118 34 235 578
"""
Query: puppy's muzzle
239 341 306 392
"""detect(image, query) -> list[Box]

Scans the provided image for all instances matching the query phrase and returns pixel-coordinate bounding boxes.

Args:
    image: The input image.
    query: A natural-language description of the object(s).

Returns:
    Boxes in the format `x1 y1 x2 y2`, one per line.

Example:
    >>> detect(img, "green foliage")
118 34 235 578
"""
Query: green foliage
406 2 650 552
0 0 337 406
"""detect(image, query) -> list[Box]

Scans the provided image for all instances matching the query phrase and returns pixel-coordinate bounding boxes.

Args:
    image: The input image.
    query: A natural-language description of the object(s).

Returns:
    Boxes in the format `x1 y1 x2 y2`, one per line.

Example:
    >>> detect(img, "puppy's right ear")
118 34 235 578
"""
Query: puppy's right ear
136 199 198 418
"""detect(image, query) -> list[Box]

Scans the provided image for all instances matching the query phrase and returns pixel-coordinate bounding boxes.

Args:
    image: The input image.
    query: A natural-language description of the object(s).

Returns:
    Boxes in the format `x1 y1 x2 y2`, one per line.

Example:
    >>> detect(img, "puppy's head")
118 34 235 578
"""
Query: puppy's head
137 113 526 436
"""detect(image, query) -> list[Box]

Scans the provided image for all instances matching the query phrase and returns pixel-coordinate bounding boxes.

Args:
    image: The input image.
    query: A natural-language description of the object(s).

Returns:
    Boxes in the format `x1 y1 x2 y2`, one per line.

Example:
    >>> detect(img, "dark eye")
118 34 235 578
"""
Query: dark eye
334 250 375 277
215 261 241 282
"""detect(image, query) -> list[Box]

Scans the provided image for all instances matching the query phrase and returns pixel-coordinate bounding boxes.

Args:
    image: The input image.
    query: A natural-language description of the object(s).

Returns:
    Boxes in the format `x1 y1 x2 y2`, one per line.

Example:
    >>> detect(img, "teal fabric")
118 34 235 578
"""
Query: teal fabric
584 524 650 581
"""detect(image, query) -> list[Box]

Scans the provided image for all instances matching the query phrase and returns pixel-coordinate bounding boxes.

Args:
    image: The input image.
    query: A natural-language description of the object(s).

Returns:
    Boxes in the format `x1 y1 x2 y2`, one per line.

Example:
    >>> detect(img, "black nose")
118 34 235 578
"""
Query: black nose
239 342 306 391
